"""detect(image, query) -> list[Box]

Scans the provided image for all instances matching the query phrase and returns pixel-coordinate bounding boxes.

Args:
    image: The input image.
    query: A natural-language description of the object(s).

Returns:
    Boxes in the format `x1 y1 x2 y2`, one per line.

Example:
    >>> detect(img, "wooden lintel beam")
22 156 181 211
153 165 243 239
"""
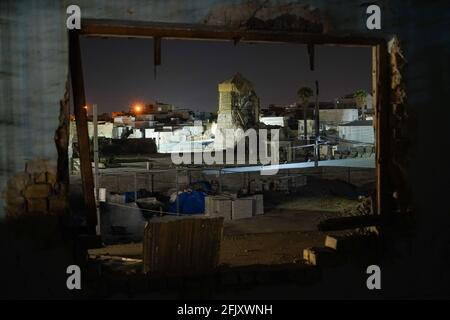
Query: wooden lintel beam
79 19 383 46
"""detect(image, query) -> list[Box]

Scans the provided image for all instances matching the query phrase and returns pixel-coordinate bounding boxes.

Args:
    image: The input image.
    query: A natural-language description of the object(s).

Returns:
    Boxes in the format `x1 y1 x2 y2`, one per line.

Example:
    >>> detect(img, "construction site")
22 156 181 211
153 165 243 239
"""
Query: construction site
1 0 449 301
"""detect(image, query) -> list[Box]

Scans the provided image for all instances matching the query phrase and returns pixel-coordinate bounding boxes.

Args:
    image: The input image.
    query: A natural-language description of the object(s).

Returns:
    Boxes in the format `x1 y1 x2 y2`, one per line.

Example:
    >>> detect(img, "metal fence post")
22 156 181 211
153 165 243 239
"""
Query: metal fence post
134 172 137 202
176 168 180 215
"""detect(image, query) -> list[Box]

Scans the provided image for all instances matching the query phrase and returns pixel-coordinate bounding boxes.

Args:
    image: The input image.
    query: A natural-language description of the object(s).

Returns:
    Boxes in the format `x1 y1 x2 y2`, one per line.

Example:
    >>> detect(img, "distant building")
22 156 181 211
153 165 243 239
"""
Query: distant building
129 101 173 116
259 116 287 127
320 105 358 122
111 111 126 118
335 93 373 119
338 120 374 145
319 107 358 130
113 115 135 126
298 119 316 140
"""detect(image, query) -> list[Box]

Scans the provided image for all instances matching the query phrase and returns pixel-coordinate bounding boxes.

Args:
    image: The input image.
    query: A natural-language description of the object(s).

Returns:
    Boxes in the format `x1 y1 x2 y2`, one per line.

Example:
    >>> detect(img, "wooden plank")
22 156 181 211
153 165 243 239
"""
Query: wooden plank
183 218 194 273
80 19 383 46
153 36 161 79
69 30 97 231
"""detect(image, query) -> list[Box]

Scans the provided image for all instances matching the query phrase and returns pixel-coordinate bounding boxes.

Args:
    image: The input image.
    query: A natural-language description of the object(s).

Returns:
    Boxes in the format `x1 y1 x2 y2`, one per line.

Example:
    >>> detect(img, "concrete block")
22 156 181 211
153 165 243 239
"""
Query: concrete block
205 196 231 220
324 235 338 250
204 196 213 215
324 234 353 252
252 194 264 215
303 247 338 266
23 184 52 199
216 198 232 220
27 198 48 213
231 198 253 220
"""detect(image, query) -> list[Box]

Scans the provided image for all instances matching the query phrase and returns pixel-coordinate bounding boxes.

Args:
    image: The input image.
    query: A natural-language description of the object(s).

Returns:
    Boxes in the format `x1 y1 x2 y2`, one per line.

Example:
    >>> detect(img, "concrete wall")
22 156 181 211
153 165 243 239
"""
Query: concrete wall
1 0 450 297
338 124 374 144
320 108 358 124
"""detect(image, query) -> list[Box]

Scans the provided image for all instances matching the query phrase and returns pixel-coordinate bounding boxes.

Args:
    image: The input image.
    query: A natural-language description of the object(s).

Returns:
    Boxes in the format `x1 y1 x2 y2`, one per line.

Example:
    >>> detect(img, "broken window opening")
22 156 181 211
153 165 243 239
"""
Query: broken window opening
68 21 390 274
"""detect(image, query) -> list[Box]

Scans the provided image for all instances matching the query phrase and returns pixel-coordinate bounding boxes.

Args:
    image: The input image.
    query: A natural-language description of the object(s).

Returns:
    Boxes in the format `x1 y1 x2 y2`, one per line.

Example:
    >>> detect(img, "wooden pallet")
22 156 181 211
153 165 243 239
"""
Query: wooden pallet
143 216 224 275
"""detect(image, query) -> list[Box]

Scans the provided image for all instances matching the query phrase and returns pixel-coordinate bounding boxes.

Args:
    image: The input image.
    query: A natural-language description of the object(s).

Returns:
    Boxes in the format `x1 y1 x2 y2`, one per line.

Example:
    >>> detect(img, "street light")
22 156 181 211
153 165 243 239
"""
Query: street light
133 104 142 114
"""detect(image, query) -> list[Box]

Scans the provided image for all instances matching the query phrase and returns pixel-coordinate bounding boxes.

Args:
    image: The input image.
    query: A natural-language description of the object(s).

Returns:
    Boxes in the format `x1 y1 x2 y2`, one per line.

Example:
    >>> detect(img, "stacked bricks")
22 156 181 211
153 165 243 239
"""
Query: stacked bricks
2 159 67 218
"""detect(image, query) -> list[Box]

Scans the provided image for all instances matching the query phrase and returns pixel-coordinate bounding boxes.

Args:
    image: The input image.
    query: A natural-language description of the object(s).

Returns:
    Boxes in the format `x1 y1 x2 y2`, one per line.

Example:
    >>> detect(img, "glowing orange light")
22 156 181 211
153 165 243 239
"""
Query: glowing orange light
134 104 142 113
84 105 88 110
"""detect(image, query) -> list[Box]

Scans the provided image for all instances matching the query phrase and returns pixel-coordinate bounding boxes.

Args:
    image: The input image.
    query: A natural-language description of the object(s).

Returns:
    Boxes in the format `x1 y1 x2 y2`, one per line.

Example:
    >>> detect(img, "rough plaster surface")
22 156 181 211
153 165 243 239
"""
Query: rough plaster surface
0 0 449 296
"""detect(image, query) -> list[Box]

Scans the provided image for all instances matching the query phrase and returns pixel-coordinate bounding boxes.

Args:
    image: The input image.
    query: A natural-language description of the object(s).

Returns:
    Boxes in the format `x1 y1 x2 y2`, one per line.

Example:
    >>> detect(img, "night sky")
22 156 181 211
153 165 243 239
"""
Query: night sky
80 37 371 114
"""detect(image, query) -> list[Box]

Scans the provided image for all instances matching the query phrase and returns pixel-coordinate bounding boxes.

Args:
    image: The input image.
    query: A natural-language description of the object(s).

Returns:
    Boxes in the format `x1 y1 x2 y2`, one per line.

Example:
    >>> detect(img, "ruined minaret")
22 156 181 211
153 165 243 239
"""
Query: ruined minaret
214 73 260 150
217 72 260 130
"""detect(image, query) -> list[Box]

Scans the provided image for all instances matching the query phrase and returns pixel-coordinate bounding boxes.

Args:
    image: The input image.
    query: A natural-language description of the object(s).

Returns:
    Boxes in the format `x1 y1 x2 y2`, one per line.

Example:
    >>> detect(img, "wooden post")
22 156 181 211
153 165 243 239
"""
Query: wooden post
175 169 180 215
93 103 99 198
134 172 137 202
373 42 391 217
154 36 161 79
151 174 154 193
69 30 97 232
93 103 100 235
218 168 222 193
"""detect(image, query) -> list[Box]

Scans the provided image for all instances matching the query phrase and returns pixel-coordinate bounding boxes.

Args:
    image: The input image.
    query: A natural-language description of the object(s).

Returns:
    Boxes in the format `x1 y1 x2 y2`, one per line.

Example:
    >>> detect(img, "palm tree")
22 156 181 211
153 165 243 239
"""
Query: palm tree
354 90 368 119
297 87 313 141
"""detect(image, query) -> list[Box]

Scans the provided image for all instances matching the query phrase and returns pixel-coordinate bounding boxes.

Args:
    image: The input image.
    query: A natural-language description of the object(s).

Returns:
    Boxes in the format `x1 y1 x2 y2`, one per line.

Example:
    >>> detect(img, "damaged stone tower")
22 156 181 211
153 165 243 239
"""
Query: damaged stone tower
215 73 260 149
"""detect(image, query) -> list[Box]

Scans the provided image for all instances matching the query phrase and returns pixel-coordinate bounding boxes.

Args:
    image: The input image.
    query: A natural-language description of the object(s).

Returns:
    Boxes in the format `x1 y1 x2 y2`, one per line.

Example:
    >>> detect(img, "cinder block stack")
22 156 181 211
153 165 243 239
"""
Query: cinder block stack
205 196 232 221
231 198 253 220
205 194 265 221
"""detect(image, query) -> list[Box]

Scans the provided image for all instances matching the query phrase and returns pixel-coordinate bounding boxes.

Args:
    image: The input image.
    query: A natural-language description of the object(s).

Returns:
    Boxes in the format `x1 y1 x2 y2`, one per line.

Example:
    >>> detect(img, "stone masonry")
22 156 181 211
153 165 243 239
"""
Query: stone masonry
2 159 67 218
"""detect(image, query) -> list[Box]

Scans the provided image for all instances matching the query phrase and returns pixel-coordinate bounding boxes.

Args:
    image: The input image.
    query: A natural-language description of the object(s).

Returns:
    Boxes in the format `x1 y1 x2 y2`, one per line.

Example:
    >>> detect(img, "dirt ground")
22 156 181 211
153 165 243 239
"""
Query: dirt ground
84 166 369 268
220 230 328 266
89 194 361 267
89 228 336 267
